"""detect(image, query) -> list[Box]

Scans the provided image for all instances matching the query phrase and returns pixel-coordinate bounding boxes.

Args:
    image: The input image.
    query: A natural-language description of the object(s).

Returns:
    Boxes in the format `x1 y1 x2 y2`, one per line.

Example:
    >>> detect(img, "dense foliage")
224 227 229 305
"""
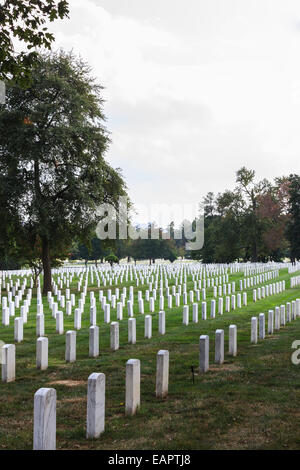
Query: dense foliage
0 0 69 86
0 51 127 292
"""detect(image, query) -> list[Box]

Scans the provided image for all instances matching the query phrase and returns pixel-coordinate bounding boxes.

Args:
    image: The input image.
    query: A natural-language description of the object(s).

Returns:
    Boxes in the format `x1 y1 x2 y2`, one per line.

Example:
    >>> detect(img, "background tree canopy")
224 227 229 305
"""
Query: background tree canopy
190 168 293 264
0 0 69 86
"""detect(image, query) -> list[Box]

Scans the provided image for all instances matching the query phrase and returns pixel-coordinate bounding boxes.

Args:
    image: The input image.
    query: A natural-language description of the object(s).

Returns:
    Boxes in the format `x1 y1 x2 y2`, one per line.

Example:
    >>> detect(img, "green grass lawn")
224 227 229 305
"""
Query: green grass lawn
1 268 300 450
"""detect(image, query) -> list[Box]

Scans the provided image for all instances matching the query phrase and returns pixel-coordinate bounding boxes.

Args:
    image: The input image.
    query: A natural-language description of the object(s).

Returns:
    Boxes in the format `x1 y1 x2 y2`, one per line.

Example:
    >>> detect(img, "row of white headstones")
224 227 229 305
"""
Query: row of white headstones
0 258 292 284
0 263 294 341
0 263 298 449
0 266 279 320
1 272 286 351
0 260 281 318
0 265 289 391
27 292 300 450
0 273 294 382
33 350 168 450
0 265 289 387
0 260 283 300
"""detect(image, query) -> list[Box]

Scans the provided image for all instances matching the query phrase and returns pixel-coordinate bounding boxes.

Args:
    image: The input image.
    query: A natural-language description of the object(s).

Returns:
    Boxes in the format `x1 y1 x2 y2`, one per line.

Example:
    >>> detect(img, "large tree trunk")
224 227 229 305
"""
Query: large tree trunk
42 236 52 295
32 265 42 288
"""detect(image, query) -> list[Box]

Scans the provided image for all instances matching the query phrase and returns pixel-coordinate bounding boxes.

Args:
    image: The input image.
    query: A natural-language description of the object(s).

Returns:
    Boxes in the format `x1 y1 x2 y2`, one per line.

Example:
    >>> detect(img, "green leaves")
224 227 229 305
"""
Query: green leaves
286 174 300 261
0 0 70 85
0 50 127 274
191 168 293 263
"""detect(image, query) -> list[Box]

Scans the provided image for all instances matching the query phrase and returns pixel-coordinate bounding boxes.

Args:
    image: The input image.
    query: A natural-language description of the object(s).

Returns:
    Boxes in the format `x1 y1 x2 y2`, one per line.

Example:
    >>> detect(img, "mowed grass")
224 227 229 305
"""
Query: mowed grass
1 268 300 450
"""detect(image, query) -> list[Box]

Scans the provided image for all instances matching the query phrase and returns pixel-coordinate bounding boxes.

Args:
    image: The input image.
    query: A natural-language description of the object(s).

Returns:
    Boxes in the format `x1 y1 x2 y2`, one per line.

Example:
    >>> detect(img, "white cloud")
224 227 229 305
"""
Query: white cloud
44 0 300 224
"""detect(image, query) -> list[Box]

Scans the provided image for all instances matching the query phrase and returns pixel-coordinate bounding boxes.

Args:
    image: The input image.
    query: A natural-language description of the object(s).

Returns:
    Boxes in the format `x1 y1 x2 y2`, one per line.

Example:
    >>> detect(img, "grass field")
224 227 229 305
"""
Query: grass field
1 268 300 450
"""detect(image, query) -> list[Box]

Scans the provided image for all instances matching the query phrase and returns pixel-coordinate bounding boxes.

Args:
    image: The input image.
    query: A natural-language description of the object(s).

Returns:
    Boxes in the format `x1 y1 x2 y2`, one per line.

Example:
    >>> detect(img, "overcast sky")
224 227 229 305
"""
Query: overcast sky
49 0 300 224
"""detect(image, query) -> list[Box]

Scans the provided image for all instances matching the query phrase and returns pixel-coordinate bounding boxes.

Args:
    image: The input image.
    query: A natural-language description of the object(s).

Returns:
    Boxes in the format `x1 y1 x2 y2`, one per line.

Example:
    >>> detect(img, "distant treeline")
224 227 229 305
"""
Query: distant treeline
1 167 300 270
67 168 300 265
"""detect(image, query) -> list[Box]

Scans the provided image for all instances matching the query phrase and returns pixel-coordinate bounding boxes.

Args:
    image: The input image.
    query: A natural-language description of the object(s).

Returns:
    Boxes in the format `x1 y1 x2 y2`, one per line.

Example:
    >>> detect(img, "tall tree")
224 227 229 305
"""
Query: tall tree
0 50 127 293
190 171 289 263
287 174 300 262
214 190 243 262
236 167 271 261
255 179 290 261
70 238 111 266
0 0 69 86
191 192 219 262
